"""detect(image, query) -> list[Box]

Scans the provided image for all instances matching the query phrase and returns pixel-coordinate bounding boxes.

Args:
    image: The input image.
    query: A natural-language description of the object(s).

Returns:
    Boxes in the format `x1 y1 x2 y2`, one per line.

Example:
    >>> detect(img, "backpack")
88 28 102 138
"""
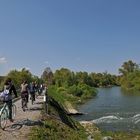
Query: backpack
0 90 11 101
30 83 35 93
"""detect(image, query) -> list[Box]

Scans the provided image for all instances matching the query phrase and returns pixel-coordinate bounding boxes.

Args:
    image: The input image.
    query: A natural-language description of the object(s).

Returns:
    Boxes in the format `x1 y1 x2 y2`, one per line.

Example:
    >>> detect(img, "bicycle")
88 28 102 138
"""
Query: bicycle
0 102 16 130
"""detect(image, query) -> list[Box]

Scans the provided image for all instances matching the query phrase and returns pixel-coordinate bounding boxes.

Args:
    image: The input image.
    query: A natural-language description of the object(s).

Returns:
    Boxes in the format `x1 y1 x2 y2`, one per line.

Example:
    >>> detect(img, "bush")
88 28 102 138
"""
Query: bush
57 87 67 94
67 85 83 97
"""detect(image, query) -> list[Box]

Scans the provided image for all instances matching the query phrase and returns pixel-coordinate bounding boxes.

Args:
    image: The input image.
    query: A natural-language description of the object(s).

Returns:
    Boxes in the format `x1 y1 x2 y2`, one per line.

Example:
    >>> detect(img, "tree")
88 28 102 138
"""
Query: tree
41 67 53 85
119 60 138 75
119 61 140 91
75 72 89 85
4 68 33 88
53 68 74 87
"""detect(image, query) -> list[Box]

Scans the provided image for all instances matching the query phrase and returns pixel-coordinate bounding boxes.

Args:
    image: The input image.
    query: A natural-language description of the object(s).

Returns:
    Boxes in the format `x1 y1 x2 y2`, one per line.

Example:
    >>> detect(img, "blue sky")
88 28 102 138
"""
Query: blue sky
0 0 140 76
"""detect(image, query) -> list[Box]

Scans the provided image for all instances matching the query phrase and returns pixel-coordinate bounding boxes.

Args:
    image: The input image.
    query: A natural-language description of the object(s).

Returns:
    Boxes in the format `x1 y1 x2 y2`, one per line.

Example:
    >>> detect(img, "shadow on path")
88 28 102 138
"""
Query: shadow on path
28 107 43 111
34 101 44 105
4 119 43 132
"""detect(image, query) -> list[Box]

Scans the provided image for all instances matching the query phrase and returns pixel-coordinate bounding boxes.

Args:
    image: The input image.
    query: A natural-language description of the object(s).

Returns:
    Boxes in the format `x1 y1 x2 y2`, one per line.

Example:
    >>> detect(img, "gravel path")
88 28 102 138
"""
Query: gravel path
0 95 44 140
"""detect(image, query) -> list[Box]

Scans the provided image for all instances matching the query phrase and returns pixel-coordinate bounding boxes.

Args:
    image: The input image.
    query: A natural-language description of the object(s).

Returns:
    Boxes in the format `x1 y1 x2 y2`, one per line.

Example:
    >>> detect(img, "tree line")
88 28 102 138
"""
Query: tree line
0 60 139 97
42 67 118 88
41 67 118 103
40 60 140 93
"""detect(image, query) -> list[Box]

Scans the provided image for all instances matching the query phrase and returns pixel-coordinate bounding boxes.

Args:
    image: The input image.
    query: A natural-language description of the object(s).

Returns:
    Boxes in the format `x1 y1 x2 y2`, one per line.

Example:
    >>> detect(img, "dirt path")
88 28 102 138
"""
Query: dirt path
0 95 44 140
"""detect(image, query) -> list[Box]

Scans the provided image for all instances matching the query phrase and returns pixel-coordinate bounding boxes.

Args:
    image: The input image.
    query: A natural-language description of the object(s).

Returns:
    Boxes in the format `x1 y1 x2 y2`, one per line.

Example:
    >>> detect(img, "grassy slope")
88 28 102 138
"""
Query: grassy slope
29 117 87 140
29 87 88 140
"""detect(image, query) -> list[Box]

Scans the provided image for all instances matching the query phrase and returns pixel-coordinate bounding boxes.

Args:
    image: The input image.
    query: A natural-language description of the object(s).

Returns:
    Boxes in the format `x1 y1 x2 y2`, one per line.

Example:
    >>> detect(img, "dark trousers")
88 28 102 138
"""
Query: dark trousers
30 92 35 101
21 92 29 103
21 94 28 106
6 100 12 120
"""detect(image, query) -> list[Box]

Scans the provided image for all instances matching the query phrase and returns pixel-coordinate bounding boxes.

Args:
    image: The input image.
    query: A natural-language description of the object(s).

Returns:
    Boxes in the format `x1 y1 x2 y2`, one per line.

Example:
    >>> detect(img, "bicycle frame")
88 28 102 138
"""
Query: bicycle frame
0 103 8 116
0 102 16 130
0 103 9 130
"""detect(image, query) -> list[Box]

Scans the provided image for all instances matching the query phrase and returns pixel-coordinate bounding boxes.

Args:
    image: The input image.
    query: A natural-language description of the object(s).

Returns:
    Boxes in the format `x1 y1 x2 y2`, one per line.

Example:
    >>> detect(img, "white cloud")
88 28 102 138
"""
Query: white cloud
0 57 7 64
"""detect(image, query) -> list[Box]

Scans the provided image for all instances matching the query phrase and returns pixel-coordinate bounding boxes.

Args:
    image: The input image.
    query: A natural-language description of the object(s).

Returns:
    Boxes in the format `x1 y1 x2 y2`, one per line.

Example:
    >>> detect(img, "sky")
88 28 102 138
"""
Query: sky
0 0 140 76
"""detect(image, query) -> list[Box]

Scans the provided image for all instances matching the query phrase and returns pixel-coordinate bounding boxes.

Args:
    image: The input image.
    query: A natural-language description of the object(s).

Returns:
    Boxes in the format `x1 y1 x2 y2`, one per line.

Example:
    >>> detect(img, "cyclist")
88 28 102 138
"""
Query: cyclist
29 81 36 104
3 78 17 122
21 80 29 111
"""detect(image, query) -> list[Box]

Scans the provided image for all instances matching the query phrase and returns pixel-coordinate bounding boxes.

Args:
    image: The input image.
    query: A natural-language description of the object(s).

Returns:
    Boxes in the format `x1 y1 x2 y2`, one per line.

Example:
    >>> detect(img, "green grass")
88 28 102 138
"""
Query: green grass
48 85 79 107
29 114 87 140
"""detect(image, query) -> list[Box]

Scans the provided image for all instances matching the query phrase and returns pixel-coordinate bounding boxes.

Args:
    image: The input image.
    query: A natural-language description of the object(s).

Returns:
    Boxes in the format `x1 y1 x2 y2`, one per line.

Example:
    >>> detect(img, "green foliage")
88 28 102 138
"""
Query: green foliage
53 68 117 88
89 72 118 87
119 60 138 75
0 68 41 89
120 71 140 91
67 85 83 97
30 94 87 140
29 117 87 140
5 69 32 88
53 68 75 87
57 87 67 94
48 83 97 108
65 83 96 99
48 85 66 104
119 60 140 92
75 72 90 85
78 83 97 99
41 67 53 85
48 85 79 106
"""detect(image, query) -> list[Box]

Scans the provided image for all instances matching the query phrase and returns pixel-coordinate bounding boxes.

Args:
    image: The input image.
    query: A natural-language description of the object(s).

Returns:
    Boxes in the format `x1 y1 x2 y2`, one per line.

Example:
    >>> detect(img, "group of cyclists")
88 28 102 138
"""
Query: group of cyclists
21 80 46 111
0 78 47 122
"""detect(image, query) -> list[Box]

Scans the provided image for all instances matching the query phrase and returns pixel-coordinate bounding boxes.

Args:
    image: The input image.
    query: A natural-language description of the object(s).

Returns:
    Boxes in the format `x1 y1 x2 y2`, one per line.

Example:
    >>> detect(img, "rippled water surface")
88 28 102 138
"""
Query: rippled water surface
75 87 140 131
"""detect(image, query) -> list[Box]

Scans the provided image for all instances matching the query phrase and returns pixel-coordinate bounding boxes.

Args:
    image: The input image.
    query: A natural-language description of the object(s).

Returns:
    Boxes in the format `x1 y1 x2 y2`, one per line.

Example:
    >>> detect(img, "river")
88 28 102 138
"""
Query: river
75 87 140 132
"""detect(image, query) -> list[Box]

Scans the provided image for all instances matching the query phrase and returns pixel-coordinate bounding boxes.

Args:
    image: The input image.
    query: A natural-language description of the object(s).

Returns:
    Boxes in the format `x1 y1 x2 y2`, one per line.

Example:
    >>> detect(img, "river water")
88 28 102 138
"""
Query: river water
75 87 140 132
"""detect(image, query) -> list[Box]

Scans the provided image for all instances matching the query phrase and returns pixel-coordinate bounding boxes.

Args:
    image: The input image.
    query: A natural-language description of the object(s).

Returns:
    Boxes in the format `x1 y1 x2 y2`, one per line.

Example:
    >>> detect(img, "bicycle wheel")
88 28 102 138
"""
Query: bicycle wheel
12 104 16 119
0 109 8 130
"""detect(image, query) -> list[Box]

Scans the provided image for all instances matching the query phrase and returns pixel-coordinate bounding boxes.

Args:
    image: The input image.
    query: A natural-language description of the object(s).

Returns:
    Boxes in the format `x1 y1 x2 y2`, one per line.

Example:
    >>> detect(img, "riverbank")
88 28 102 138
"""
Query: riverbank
79 121 140 140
